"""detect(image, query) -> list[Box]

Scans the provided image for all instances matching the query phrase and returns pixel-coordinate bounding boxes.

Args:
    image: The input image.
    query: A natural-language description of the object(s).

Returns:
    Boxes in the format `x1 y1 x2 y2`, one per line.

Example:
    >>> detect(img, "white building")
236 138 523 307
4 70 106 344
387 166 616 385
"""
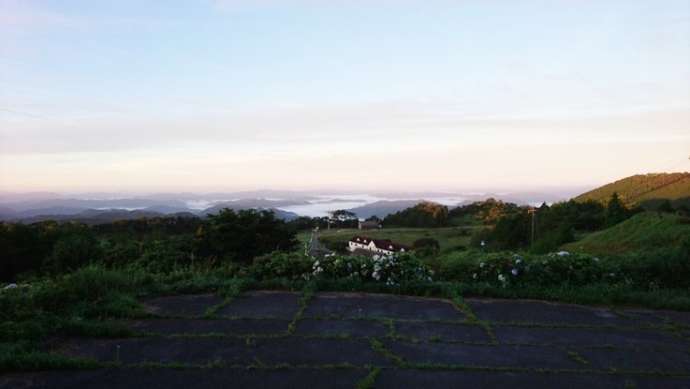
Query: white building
347 236 410 256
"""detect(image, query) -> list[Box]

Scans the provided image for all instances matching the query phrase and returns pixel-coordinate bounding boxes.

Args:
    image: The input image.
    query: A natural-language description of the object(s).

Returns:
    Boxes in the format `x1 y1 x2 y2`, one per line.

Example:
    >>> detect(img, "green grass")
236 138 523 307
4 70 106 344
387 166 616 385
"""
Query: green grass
0 342 105 372
563 212 690 255
298 226 477 253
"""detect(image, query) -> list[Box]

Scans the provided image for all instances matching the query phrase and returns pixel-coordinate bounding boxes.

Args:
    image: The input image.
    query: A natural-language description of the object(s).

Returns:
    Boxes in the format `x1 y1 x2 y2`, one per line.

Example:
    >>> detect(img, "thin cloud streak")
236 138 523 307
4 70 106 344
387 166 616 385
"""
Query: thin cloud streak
1 103 688 155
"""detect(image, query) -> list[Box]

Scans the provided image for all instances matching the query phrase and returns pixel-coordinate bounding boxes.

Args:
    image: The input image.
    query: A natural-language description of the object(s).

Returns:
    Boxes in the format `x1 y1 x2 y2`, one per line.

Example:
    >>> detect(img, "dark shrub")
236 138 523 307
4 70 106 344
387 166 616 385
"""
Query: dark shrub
44 233 103 273
413 238 441 257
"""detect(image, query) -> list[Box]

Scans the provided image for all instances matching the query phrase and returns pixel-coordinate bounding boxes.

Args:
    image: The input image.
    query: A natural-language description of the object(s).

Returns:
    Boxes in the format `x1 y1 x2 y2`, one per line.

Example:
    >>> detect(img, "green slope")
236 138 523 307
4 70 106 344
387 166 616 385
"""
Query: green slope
574 172 690 207
563 212 690 255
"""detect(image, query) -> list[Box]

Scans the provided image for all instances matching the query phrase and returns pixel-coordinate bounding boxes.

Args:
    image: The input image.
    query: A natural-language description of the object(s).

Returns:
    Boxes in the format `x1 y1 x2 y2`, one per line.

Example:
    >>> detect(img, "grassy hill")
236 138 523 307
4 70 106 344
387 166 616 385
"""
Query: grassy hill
574 172 690 208
562 212 690 255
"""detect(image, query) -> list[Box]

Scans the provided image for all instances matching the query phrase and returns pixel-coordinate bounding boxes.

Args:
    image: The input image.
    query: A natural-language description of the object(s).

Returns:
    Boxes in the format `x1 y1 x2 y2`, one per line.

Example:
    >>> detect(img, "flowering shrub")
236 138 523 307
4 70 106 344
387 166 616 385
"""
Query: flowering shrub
518 252 606 286
468 253 527 288
309 253 434 285
247 244 690 291
439 250 612 288
249 252 434 285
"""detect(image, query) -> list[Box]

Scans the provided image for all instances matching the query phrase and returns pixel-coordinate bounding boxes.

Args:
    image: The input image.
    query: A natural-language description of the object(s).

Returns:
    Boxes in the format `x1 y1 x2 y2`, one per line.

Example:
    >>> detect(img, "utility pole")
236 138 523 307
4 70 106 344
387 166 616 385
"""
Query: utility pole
528 208 537 247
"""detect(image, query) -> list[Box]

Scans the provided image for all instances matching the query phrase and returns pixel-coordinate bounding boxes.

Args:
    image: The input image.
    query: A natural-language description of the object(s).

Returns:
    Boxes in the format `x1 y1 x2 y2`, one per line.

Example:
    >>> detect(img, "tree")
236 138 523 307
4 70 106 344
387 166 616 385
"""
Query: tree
490 211 531 249
0 223 52 281
195 209 298 264
448 198 520 225
383 202 449 228
365 215 382 223
44 232 103 273
287 216 317 231
530 224 574 254
331 210 357 221
329 210 358 228
572 200 606 231
605 192 629 227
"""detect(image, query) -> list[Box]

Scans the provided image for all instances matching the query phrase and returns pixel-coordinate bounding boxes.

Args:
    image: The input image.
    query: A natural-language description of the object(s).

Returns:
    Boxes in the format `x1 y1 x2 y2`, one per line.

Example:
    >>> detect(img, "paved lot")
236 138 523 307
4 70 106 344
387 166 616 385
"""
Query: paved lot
2 291 690 388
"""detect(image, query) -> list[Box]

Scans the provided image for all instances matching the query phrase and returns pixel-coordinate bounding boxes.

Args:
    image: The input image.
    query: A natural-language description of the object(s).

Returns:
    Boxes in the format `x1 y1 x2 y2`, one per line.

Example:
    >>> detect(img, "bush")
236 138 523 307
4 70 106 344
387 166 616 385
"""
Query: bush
530 225 574 254
437 245 690 291
309 254 434 286
413 238 441 257
44 234 103 273
137 237 195 272
250 252 313 281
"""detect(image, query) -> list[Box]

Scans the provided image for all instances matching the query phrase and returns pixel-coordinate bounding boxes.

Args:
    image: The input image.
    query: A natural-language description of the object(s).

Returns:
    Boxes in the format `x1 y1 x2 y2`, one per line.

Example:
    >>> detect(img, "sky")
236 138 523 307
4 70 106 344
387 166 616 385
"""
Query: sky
1 0 689 193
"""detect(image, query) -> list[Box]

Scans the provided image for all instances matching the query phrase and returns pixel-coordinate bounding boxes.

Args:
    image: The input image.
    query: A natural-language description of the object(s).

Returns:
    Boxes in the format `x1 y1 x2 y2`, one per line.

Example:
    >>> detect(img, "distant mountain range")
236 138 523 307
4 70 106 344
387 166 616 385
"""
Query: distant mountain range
575 172 690 209
16 209 192 225
14 207 300 225
0 198 302 224
3 183 642 224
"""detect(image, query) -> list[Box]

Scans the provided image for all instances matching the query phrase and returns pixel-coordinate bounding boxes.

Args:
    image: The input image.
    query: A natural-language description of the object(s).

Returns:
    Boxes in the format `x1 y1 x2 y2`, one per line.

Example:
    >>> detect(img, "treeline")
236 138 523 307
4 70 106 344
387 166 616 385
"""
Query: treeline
1 209 298 282
473 193 643 253
379 198 521 228
382 202 449 228
371 194 679 253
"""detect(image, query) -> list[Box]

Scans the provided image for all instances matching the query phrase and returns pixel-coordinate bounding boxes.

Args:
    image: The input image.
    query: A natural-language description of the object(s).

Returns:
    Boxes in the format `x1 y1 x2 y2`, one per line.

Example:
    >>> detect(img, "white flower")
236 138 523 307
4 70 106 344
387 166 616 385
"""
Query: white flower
498 274 507 283
472 273 478 279
511 268 518 276
515 259 522 265
479 262 485 268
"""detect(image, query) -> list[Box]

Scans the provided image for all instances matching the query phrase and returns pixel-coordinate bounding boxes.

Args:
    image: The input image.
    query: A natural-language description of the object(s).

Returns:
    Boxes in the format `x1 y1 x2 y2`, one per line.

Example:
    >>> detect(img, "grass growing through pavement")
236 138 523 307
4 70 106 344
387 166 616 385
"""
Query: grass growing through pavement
287 282 316 334
3 257 690 372
355 367 381 389
369 339 404 366
447 286 497 344
204 278 251 318
566 350 590 365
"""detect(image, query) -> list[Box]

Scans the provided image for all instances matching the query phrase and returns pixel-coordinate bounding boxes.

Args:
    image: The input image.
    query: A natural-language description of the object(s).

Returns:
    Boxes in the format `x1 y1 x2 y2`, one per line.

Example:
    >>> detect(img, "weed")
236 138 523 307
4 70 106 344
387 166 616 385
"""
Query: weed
356 367 381 389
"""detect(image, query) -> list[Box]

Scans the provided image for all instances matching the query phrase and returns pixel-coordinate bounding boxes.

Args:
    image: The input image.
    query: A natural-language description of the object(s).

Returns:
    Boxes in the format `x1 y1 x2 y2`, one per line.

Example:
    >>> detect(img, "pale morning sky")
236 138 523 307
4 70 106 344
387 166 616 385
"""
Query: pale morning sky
1 0 688 192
